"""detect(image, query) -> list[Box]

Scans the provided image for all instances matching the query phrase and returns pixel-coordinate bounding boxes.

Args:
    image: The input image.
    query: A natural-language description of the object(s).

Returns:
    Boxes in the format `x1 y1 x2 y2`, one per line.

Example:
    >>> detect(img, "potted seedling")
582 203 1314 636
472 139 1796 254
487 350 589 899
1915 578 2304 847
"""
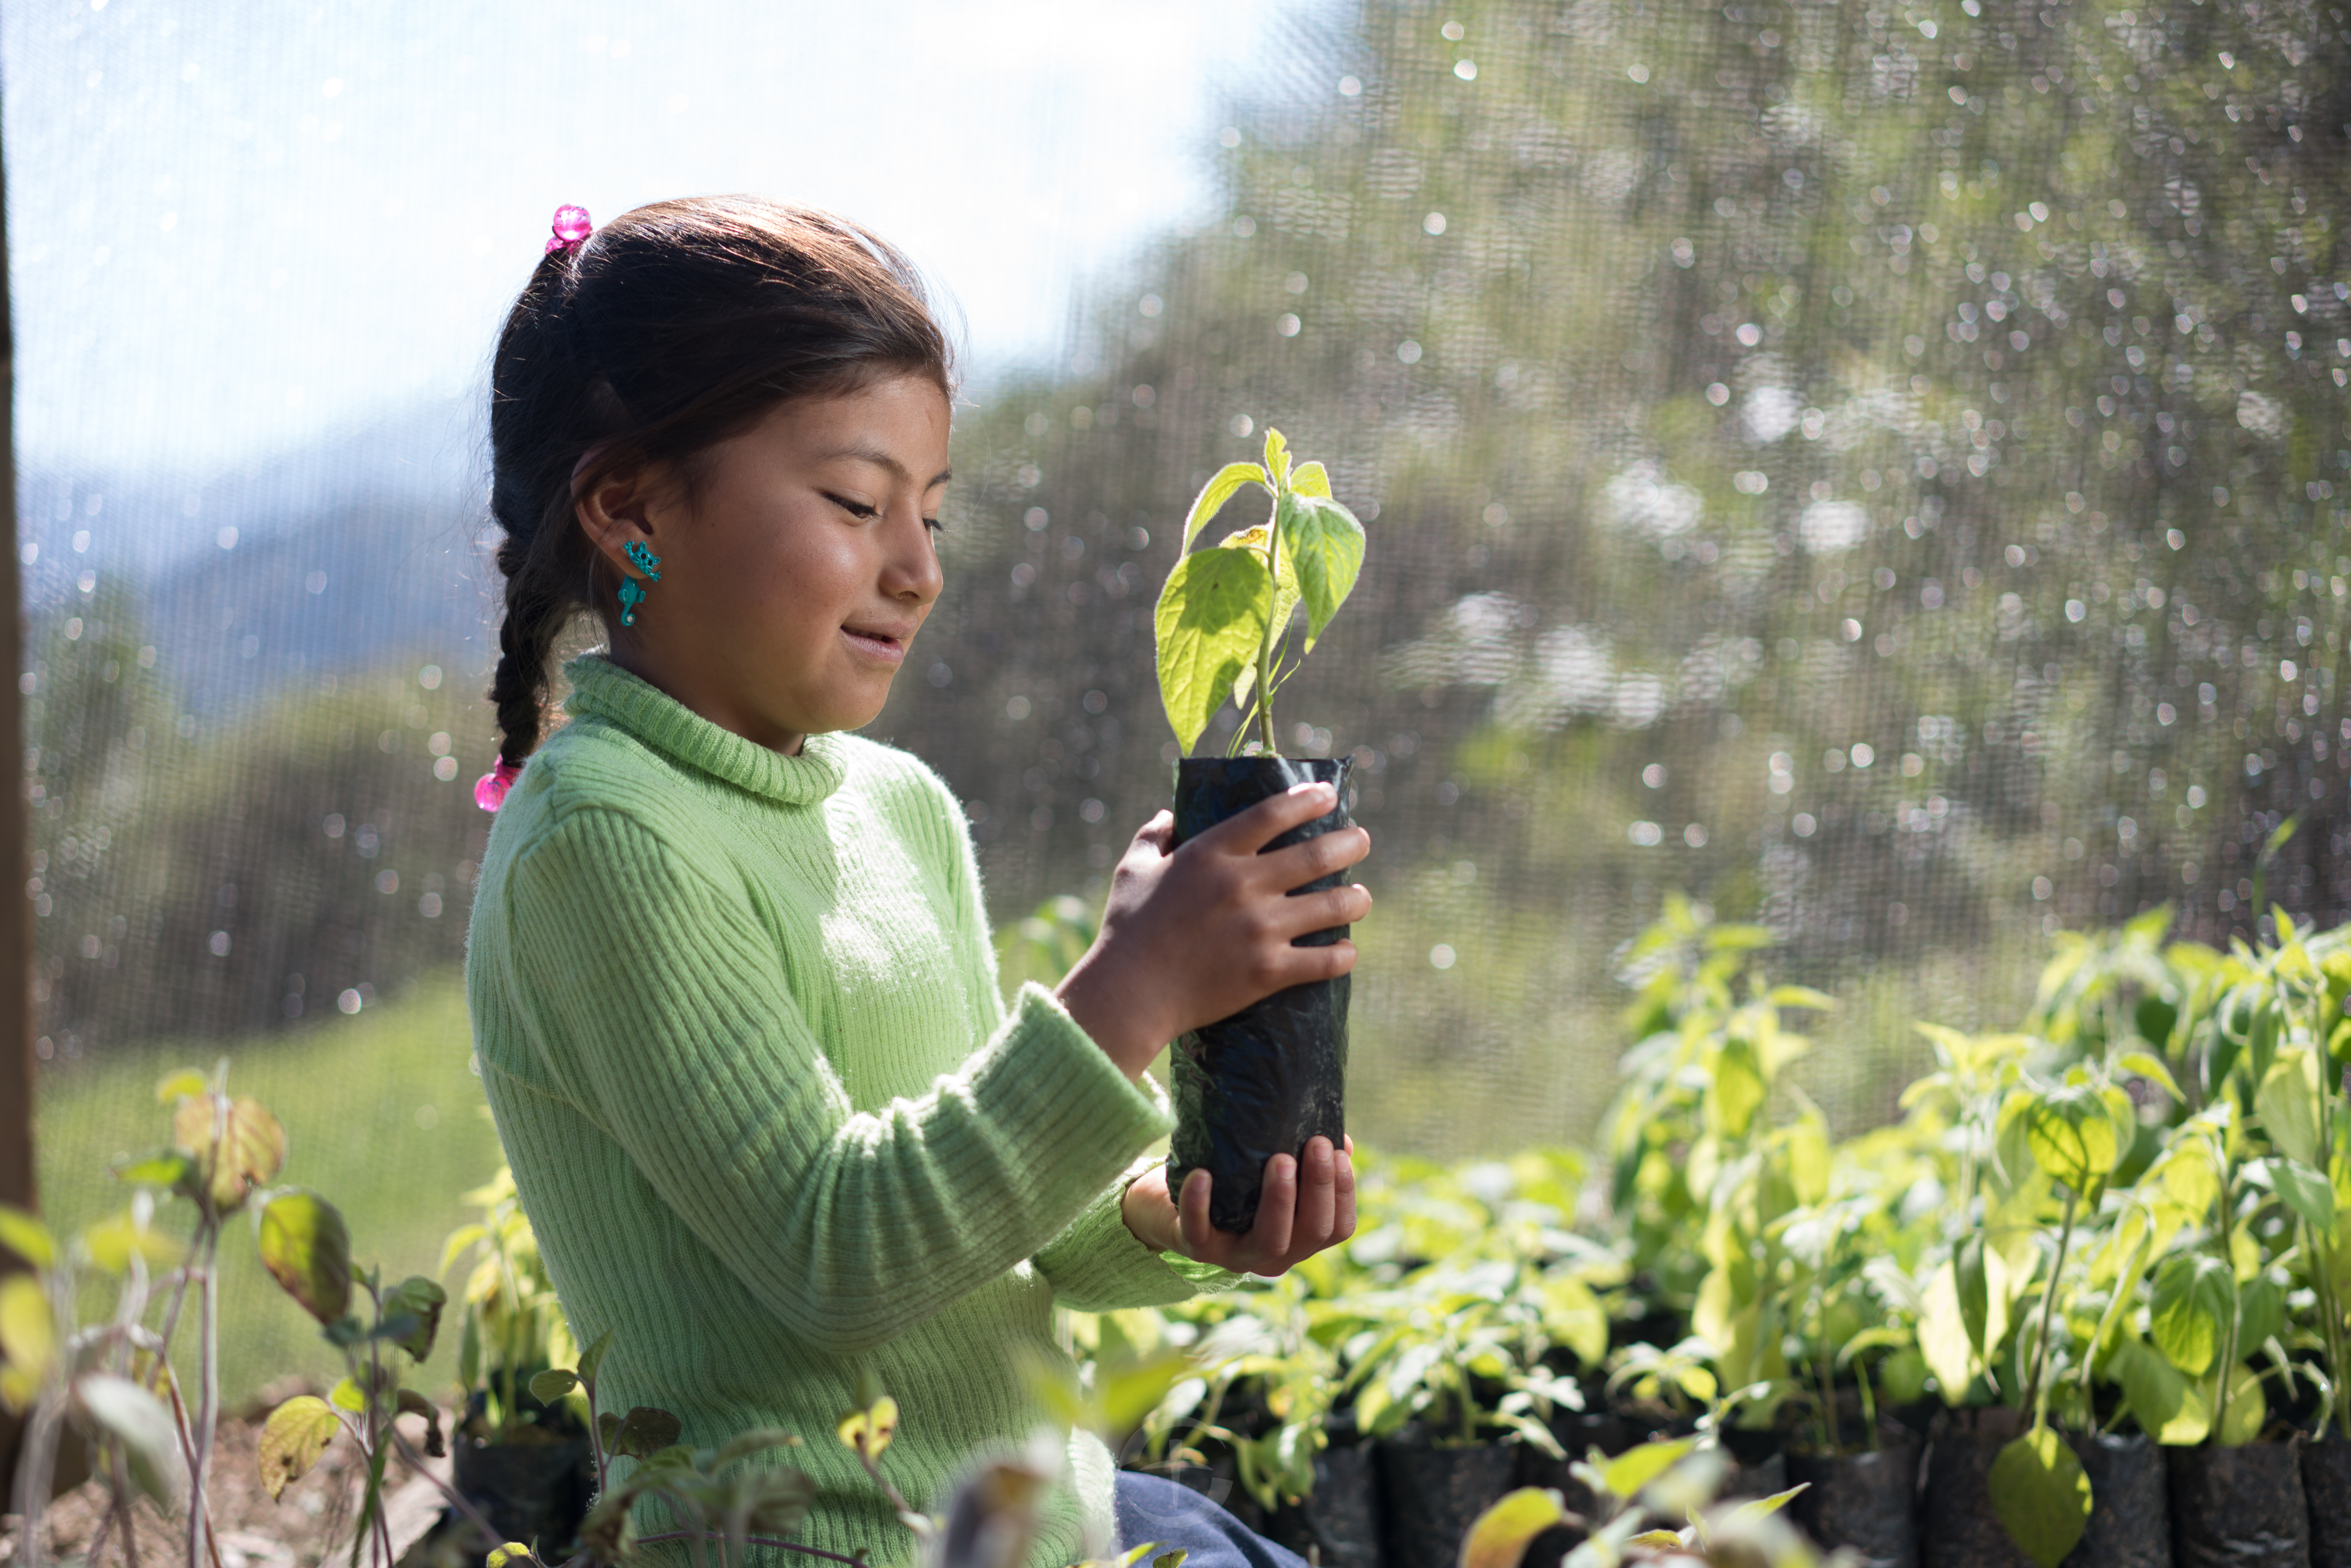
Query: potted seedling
1154 428 1367 1232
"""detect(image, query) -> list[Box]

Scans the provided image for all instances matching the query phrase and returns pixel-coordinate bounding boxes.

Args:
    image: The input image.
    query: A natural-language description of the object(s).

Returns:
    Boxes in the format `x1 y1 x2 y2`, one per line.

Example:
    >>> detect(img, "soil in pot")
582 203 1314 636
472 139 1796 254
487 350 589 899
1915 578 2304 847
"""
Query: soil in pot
2304 1441 2351 1568
1167 756 1354 1234
2168 1442 2309 1568
2067 1432 2170 1568
1786 1441 1919 1568
445 1434 594 1566
1374 1438 1517 1568
1267 1443 1383 1568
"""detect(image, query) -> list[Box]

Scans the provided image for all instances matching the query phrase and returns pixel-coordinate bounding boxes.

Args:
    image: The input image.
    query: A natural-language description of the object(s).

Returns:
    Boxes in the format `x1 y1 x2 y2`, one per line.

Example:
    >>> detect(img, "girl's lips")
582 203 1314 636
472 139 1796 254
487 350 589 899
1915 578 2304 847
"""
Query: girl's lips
840 626 906 664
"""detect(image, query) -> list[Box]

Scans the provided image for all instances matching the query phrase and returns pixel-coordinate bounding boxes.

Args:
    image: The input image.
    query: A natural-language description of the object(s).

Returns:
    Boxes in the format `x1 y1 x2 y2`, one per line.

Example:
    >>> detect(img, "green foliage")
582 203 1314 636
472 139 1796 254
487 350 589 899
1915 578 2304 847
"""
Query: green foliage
1154 427 1365 755
1988 1429 2091 1568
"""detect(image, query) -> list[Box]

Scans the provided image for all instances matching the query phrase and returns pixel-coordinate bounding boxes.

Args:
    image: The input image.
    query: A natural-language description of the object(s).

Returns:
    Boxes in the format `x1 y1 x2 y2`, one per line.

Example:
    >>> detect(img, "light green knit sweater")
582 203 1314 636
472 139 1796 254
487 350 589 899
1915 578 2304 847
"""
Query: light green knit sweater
465 656 1226 1568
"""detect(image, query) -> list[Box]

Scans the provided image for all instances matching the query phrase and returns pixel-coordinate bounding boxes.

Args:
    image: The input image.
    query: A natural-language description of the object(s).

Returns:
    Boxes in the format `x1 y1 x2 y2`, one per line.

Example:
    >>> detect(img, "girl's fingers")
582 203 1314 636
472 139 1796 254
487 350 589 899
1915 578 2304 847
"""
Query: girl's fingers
1256 824 1371 891
1267 884 1373 942
1293 1137 1337 1250
1176 1168 1215 1256
1251 1154 1299 1264
1195 782 1340 857
1331 1142 1357 1242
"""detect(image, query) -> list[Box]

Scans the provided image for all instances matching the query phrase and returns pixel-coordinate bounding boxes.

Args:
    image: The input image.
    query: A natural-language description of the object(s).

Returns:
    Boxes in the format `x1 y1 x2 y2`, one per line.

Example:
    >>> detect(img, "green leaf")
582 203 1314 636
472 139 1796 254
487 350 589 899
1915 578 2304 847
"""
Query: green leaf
2151 1254 2235 1376
1262 427 1292 488
2237 1274 2285 1357
258 1395 342 1501
0 1205 57 1270
77 1372 187 1510
1154 546 1272 752
2118 1051 2184 1102
485 1544 537 1568
2024 1083 2123 1194
837 1395 899 1460
1180 462 1272 552
258 1190 352 1326
1539 1274 1608 1368
386 1276 446 1363
1458 1488 1571 1568
329 1376 366 1413
112 1148 200 1196
1957 1235 1992 1357
1599 1437 1694 1502
2257 1050 2325 1167
2274 1158 2337 1231
613 1406 684 1460
154 1068 207 1104
1706 1038 1766 1140
1289 461 1332 499
2215 1361 2266 1446
530 1369 581 1405
1989 1428 2092 1568
1275 491 1365 652
579 1327 615 1389
2112 1338 2210 1444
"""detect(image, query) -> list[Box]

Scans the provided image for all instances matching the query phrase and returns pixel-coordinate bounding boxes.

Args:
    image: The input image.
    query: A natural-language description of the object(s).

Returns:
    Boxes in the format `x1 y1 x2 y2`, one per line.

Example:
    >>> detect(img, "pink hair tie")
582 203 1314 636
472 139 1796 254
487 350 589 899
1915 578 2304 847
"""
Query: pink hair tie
475 758 524 813
545 204 593 254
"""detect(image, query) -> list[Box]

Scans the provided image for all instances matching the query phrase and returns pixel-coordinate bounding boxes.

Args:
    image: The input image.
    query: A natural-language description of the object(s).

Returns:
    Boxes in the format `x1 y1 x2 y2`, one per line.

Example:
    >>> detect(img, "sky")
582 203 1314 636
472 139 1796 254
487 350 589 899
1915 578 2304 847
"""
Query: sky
3 0 1296 492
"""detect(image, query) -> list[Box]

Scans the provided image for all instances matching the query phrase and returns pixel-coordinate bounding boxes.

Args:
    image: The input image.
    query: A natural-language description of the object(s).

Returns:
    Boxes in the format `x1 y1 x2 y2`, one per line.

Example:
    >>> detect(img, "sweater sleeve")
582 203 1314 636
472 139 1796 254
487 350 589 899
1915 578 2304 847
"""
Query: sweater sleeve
1032 1152 1244 1312
502 805 1173 1356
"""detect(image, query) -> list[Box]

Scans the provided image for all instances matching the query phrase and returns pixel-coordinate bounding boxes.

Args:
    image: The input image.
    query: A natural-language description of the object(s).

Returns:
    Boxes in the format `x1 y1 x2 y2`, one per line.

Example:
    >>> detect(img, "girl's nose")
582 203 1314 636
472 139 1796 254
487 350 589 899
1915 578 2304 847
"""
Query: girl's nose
884 508 945 605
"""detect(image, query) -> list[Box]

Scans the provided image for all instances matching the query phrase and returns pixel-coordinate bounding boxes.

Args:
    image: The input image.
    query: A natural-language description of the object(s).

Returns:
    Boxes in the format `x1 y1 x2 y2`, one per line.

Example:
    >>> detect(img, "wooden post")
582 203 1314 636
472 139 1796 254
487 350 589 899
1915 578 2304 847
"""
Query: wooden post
0 85 40 1494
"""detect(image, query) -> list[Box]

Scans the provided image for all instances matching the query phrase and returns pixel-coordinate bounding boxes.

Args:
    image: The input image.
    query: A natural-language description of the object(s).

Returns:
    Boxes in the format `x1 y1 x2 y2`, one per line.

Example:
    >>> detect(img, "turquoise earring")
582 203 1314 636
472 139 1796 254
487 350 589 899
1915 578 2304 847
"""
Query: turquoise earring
619 542 662 627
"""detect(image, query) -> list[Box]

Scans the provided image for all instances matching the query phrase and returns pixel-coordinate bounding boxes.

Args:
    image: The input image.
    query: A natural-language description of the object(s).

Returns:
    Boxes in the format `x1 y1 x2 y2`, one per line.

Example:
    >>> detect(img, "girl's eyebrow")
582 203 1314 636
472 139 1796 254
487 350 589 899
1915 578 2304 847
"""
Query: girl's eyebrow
819 440 953 489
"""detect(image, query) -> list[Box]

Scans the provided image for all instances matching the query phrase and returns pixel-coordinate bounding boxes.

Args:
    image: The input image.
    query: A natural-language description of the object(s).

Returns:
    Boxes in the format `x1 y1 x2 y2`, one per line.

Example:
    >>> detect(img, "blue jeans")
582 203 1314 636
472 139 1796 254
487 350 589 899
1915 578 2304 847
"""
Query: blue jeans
1114 1473 1310 1568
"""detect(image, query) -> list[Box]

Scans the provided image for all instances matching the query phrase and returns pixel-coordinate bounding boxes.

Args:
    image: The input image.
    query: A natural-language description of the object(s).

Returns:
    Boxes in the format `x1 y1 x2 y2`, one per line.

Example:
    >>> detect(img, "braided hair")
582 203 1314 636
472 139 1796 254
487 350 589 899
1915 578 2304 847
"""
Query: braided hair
485 197 954 766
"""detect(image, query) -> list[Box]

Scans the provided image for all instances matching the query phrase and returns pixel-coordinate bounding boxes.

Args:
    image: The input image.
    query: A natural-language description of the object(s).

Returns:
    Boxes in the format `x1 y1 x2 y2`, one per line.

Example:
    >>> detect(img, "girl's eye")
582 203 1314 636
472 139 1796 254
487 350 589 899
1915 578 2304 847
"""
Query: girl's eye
923 517 945 535
824 492 880 520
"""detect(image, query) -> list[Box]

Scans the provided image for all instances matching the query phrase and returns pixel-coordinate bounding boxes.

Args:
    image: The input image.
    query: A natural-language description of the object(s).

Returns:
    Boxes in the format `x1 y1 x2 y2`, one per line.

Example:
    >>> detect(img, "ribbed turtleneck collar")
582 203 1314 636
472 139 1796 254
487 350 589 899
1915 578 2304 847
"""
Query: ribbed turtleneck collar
561 655 848 806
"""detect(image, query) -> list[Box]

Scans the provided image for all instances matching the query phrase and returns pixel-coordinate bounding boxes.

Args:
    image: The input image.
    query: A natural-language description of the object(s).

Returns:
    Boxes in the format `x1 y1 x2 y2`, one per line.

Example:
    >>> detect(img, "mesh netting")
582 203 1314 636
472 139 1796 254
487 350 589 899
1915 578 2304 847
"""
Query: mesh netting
21 0 2351 1262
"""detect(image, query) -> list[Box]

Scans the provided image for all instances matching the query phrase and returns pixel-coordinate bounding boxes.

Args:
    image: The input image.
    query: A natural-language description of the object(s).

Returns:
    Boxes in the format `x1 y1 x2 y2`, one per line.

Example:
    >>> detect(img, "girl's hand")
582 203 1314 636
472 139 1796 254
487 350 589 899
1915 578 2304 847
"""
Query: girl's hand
1120 1137 1357 1275
1055 782 1371 1078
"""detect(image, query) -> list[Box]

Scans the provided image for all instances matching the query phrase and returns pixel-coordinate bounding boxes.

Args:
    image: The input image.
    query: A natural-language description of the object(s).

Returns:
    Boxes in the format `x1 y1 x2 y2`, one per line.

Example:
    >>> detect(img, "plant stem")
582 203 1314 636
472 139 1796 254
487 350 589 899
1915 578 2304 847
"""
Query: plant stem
187 1219 221 1568
2024 1189 2080 1430
1255 491 1283 755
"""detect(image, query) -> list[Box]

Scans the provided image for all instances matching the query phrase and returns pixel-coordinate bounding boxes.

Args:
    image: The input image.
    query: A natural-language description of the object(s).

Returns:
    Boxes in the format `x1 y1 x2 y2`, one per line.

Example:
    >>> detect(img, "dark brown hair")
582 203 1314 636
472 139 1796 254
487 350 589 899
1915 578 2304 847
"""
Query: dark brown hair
486 196 954 764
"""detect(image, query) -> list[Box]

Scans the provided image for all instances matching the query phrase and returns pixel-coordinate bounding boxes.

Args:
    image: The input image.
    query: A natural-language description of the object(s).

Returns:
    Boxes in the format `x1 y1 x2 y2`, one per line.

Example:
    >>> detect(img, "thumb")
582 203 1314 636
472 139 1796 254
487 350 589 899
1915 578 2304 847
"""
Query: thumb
1133 810 1177 853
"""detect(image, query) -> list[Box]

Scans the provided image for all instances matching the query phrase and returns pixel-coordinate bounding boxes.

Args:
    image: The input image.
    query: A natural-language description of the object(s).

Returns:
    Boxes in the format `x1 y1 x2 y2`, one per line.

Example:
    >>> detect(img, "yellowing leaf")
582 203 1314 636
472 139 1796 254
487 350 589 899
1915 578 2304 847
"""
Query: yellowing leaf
1600 1438 1694 1502
1918 1262 1979 1401
172 1093 287 1213
0 1205 57 1271
0 1275 57 1413
154 1069 207 1104
258 1395 342 1501
1289 461 1332 499
258 1191 352 1326
1457 1487 1570 1568
837 1395 900 1460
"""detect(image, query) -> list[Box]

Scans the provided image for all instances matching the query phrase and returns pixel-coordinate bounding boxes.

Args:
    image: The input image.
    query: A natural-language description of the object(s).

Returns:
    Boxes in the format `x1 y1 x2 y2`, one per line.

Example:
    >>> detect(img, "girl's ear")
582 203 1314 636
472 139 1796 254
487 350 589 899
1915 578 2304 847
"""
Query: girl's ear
573 461 667 575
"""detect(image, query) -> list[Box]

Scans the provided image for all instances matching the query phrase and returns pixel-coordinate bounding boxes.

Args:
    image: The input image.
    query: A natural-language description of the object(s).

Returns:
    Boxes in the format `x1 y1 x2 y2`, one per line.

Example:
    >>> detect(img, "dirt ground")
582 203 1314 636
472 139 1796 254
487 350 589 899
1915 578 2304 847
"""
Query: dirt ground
3 1385 452 1568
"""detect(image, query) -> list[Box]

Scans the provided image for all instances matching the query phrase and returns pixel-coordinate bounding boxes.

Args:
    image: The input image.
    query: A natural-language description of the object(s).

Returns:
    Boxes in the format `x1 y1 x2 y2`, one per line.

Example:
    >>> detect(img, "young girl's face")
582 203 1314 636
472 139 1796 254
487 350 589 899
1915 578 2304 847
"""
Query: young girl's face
595 374 952 753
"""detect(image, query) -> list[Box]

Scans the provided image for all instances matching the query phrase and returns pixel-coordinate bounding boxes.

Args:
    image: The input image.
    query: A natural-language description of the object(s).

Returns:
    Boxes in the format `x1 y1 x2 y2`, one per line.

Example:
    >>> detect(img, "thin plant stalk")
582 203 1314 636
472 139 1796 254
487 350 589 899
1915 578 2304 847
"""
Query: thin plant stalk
2211 1176 2243 1446
1252 499 1284 756
186 1215 222 1568
2023 1187 2081 1429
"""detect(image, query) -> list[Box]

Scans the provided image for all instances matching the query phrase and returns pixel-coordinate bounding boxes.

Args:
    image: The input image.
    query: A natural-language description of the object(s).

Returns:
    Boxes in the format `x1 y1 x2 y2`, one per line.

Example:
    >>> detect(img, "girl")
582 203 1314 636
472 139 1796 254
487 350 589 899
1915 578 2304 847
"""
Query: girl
465 196 1372 1568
